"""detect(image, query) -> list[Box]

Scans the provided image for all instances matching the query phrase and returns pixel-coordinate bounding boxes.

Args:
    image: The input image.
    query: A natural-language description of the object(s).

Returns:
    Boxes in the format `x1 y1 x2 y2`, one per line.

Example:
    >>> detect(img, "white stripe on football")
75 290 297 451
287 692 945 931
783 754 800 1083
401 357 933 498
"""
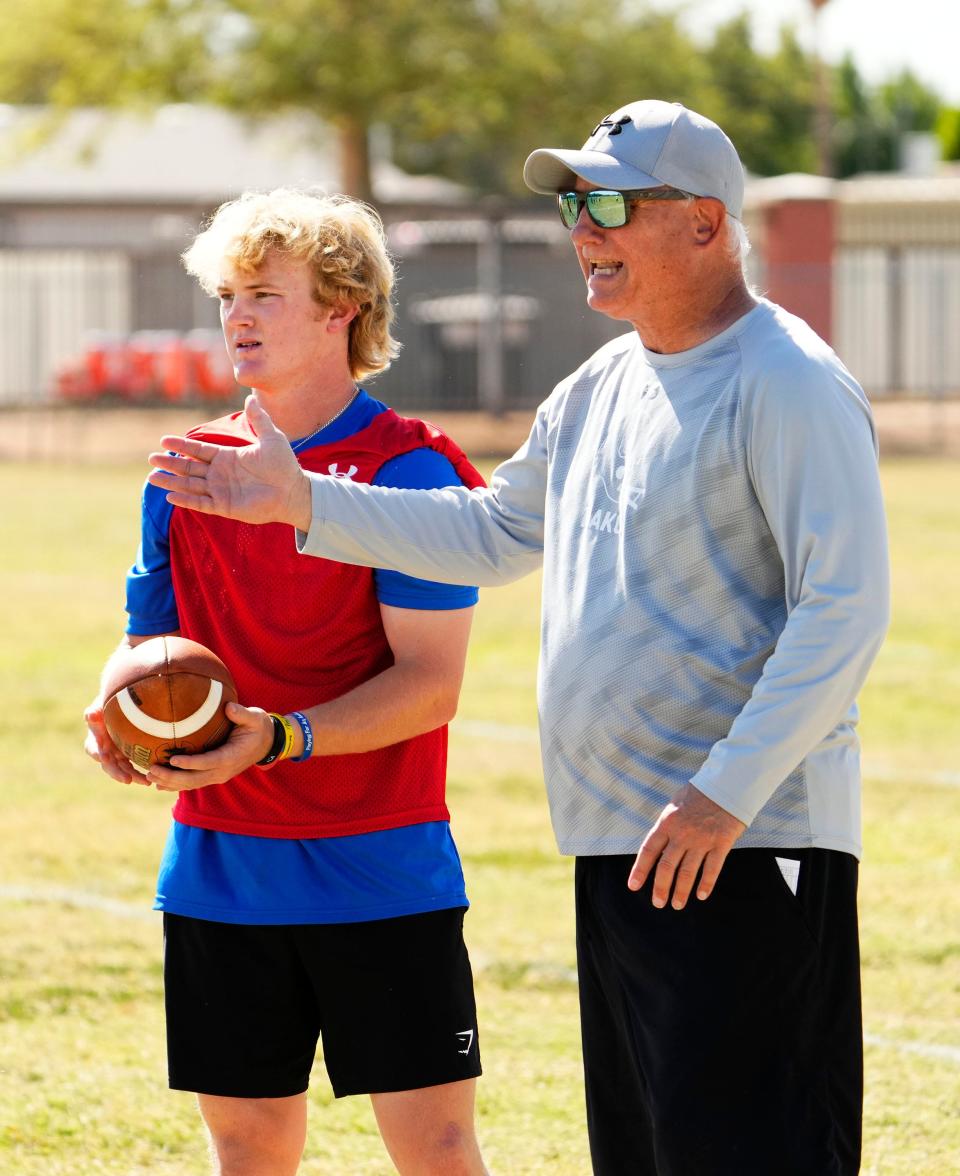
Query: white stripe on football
116 678 224 739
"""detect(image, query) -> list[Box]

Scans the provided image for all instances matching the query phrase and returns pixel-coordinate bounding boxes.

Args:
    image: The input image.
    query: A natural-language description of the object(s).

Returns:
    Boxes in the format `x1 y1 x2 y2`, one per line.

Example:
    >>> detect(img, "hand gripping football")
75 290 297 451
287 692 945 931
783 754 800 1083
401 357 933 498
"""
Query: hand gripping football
101 635 237 773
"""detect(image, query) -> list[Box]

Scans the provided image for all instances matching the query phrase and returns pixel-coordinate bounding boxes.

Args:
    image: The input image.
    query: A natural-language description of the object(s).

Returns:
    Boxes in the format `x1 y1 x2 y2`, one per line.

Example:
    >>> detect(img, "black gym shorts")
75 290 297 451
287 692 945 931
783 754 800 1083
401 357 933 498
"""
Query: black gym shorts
576 848 862 1176
163 907 481 1098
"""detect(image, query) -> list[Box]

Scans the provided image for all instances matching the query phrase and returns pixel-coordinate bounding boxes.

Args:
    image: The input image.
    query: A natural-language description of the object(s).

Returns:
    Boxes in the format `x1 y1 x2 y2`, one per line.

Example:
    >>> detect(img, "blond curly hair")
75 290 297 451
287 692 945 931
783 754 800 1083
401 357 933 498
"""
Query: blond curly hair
183 188 400 380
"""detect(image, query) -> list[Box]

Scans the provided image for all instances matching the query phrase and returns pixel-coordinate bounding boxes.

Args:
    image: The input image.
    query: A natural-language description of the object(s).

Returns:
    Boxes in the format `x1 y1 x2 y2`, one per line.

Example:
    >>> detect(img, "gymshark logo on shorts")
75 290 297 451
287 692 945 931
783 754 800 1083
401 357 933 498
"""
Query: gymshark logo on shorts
327 462 358 479
455 1029 475 1055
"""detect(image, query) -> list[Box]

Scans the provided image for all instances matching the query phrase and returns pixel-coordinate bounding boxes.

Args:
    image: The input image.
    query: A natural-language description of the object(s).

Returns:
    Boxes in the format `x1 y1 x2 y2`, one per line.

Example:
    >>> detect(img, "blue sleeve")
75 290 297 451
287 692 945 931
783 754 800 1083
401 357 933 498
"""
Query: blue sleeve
124 480 180 635
372 449 480 610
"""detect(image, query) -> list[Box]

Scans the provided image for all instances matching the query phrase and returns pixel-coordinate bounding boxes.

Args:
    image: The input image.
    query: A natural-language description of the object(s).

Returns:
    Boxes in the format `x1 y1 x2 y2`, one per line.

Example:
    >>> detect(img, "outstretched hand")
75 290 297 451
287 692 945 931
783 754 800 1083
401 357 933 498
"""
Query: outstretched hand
147 394 311 528
628 783 746 909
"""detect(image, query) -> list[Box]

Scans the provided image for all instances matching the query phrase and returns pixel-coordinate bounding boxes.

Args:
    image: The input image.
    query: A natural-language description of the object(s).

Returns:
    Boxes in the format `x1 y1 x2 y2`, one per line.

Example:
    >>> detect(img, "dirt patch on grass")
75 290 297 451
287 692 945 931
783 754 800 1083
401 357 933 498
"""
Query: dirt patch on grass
1 399 957 465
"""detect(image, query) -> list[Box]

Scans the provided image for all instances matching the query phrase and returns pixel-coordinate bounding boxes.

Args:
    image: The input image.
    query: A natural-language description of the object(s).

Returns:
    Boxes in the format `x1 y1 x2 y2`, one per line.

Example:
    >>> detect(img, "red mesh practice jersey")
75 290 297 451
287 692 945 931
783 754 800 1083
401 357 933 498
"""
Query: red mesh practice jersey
168 408 484 839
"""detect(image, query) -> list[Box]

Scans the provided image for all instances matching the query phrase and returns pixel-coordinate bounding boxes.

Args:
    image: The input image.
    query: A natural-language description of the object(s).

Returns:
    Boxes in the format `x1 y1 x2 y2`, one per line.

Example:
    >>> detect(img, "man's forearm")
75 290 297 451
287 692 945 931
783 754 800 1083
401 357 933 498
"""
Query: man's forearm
299 474 545 587
690 582 889 824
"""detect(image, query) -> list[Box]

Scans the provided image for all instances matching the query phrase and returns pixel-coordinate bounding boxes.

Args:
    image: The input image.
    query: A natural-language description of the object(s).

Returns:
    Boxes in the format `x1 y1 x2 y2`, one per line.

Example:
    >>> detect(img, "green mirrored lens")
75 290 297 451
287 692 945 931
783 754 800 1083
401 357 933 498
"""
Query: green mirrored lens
587 192 627 228
557 190 631 229
558 193 581 228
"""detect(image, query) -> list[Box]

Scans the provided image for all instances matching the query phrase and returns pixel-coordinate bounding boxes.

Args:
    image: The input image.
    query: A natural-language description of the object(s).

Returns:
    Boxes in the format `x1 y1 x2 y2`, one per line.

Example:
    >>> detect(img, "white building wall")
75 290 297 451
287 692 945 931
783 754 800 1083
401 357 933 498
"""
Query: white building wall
0 250 130 403
834 245 960 397
833 248 892 394
901 249 960 394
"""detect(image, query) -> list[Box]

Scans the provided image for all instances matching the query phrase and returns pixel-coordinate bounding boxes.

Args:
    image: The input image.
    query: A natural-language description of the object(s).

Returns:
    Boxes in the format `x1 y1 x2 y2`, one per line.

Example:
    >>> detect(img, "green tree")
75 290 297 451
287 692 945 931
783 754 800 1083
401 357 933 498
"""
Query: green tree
833 61 944 177
937 107 960 162
210 0 498 200
879 69 941 134
0 0 718 201
2 0 942 198
0 0 211 107
702 15 817 176
0 0 496 201
392 5 712 194
832 55 896 177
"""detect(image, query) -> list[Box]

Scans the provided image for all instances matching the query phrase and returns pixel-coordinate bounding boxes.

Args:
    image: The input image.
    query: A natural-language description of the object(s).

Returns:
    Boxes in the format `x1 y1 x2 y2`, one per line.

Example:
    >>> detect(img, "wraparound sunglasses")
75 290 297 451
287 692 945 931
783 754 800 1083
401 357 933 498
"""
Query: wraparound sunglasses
557 187 692 230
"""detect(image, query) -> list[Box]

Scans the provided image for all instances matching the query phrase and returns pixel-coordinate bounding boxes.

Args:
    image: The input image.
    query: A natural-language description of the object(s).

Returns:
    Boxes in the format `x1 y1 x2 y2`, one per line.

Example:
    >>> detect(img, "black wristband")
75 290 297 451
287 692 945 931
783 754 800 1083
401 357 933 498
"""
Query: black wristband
256 713 287 766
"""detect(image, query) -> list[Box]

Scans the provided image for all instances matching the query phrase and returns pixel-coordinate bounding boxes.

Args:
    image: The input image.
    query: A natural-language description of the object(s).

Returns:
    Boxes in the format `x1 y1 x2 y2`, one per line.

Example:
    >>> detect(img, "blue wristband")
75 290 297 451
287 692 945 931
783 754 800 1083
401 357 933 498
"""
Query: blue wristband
289 711 314 762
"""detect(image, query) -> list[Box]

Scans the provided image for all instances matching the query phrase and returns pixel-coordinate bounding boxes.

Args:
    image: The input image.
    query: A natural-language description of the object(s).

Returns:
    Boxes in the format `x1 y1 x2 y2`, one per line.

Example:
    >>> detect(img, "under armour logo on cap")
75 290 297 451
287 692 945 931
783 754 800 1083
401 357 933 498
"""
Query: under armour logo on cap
589 115 632 138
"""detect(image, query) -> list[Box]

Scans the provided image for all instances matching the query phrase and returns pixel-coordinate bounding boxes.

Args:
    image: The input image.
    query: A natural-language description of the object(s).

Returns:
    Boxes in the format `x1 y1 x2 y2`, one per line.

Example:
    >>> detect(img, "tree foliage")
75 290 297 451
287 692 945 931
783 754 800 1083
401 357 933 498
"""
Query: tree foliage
832 55 897 177
832 61 943 178
391 6 712 194
0 0 949 198
0 0 211 107
702 16 817 176
879 70 941 134
937 107 960 163
205 0 496 197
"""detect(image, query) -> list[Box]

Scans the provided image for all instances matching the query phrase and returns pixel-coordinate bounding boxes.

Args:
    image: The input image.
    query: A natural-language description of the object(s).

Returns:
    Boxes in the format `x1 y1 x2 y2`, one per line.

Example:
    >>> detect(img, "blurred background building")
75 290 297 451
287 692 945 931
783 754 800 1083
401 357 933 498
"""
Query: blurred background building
0 103 958 413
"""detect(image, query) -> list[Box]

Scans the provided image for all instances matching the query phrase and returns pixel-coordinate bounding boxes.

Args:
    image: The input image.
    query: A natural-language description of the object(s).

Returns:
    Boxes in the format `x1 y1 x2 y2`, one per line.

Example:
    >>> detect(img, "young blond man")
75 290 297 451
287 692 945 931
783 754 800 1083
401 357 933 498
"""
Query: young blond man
86 190 489 1176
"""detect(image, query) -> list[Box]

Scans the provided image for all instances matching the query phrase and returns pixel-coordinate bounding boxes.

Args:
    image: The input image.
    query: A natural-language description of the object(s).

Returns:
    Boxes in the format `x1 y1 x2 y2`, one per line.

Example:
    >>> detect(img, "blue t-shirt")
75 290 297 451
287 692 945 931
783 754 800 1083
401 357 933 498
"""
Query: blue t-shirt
126 391 478 924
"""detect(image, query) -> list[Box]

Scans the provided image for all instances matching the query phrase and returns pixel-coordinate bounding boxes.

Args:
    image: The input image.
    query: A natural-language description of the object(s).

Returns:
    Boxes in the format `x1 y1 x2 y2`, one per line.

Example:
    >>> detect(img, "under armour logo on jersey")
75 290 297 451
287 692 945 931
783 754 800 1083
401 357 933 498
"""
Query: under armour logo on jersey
327 463 358 479
589 114 631 139
455 1029 475 1055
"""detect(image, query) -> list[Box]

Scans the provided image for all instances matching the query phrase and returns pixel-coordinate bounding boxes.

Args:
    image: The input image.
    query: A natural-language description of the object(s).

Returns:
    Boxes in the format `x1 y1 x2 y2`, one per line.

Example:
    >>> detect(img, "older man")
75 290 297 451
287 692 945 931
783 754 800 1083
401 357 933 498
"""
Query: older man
150 102 889 1175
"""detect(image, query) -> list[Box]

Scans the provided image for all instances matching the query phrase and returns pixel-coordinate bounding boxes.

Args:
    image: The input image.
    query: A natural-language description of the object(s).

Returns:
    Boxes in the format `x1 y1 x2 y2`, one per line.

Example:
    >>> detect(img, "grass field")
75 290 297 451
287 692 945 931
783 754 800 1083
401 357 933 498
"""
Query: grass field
0 455 958 1175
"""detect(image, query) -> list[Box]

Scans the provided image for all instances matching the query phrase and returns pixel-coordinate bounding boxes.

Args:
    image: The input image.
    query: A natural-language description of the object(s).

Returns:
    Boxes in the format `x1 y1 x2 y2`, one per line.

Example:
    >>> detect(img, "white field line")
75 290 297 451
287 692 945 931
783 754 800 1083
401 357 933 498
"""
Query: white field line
454 720 960 788
865 1034 960 1065
0 883 156 920
1 883 958 1066
863 765 960 788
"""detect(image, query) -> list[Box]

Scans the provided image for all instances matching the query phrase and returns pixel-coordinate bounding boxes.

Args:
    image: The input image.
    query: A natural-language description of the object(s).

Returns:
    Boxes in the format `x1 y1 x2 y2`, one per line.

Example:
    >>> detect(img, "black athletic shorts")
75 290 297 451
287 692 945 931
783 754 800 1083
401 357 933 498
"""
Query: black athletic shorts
576 848 862 1176
163 907 481 1099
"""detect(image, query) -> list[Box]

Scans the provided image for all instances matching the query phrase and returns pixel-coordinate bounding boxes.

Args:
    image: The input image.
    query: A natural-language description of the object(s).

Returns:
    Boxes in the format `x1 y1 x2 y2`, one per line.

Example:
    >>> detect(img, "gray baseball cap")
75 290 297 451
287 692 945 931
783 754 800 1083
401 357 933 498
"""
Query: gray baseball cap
523 100 745 218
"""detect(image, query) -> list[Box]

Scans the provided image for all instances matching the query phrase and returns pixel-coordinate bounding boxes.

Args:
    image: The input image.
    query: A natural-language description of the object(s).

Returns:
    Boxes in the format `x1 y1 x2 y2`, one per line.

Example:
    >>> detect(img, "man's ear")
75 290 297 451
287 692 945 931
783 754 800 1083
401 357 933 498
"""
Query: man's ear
326 303 360 334
691 197 726 246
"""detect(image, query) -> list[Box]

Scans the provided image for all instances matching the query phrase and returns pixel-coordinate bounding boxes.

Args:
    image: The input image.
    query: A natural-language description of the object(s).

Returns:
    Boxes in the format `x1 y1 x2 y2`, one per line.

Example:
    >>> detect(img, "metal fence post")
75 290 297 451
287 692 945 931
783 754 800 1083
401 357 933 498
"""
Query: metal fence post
477 200 505 417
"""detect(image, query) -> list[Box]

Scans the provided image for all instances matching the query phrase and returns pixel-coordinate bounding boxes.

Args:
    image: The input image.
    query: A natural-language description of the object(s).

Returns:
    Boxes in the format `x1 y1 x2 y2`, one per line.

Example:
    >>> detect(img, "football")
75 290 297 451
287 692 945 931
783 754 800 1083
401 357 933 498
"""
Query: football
102 635 237 773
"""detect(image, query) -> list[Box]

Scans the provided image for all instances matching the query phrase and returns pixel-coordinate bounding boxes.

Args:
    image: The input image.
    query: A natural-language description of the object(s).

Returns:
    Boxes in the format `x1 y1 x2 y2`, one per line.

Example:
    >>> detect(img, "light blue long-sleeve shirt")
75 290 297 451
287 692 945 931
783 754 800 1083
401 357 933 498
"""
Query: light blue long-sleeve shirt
298 301 890 857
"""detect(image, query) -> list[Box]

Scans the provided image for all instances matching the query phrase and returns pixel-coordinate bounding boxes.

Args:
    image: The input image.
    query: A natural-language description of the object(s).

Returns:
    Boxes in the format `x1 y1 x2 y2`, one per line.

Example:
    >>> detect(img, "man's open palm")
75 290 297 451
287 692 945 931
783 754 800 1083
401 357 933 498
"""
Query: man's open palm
147 395 310 528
